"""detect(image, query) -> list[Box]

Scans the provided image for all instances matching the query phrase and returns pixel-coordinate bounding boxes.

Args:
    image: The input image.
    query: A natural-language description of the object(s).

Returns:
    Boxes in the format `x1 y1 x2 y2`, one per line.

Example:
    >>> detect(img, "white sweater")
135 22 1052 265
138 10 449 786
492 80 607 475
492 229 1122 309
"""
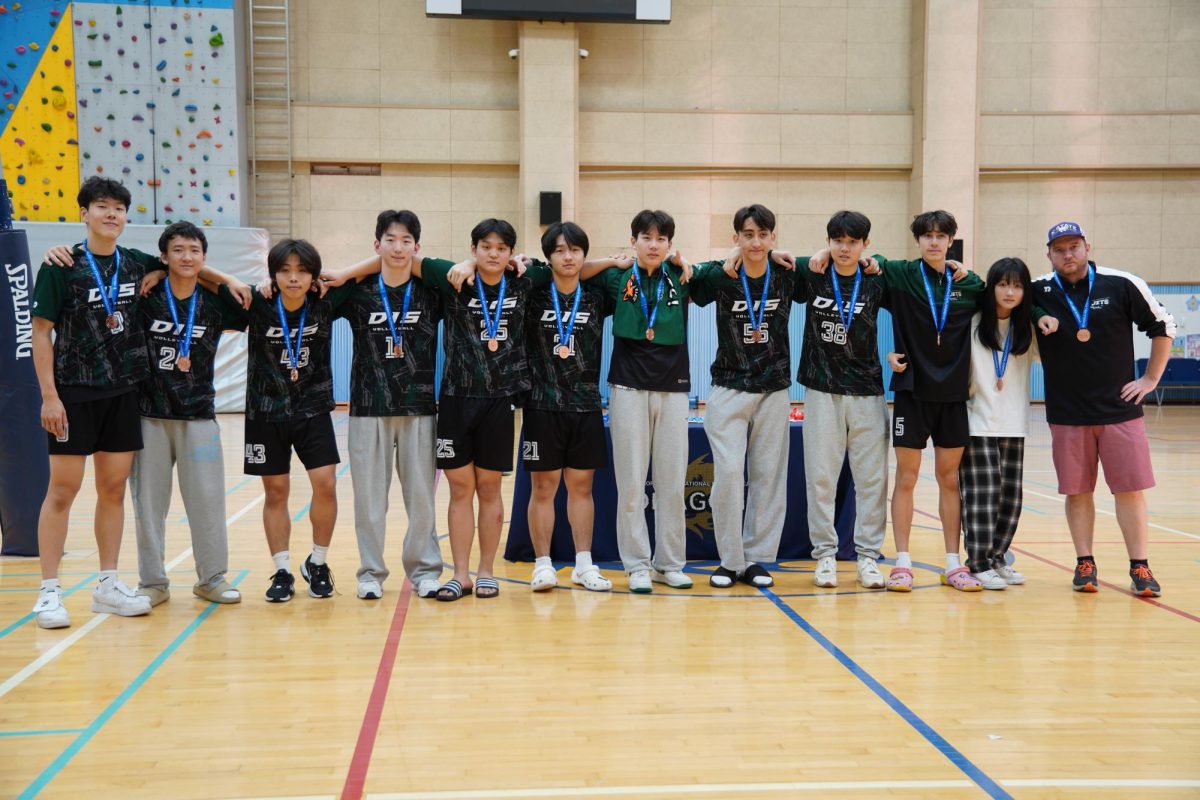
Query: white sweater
965 313 1038 438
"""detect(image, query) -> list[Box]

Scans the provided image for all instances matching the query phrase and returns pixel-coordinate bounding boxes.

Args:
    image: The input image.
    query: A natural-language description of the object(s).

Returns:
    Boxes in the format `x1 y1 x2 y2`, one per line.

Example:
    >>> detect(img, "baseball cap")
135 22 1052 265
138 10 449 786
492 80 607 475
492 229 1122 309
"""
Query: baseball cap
1047 221 1085 246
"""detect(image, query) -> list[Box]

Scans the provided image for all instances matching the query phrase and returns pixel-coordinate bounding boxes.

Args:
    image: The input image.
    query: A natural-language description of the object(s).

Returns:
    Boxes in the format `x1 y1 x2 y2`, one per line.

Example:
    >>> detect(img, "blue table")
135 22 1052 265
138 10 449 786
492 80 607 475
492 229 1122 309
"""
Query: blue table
505 422 858 563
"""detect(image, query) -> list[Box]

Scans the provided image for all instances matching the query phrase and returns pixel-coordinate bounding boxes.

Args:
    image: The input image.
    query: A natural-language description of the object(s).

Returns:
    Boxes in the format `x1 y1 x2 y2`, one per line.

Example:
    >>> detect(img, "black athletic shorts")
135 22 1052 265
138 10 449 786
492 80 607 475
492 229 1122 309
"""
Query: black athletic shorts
47 390 143 456
891 391 969 449
243 413 340 475
435 395 515 472
521 408 607 471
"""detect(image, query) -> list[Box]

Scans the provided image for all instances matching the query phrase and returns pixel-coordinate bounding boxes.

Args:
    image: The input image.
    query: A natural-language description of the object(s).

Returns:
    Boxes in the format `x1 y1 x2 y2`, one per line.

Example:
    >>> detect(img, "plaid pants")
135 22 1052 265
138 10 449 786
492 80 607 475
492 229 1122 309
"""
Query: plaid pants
958 436 1025 574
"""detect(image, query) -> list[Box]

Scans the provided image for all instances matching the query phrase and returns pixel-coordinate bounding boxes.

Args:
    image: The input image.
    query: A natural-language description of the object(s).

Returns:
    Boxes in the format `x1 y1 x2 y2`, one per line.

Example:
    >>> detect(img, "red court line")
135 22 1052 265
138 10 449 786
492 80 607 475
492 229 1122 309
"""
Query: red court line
1010 546 1200 624
341 578 414 800
1015 540 1200 545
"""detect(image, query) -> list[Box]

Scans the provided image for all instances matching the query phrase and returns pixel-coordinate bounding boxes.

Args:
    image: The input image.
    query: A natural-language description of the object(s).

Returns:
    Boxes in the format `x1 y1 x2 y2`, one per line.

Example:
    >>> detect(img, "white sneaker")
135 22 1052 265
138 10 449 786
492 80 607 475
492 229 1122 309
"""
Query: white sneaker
651 570 693 589
973 569 1008 591
357 579 383 600
34 589 70 629
530 564 558 592
571 565 613 592
856 557 885 589
813 556 838 588
628 570 653 594
416 579 441 598
994 564 1026 585
92 578 152 617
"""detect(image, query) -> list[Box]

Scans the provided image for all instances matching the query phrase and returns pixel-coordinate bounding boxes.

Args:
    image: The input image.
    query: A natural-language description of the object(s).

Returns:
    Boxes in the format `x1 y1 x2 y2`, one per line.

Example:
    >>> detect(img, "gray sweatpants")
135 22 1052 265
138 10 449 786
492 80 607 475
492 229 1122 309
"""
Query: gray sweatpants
608 386 688 574
704 386 790 572
802 389 889 560
348 415 442 586
130 417 229 590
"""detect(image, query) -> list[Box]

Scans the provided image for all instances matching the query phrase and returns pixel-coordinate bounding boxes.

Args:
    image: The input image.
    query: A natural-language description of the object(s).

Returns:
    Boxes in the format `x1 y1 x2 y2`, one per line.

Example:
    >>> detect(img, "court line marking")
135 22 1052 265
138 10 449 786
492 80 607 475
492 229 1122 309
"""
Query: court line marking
341 469 441 800
357 779 1200 798
0 729 86 738
1020 487 1200 541
759 587 1012 800
0 573 98 640
17 570 249 800
1009 546 1200 624
0 493 263 700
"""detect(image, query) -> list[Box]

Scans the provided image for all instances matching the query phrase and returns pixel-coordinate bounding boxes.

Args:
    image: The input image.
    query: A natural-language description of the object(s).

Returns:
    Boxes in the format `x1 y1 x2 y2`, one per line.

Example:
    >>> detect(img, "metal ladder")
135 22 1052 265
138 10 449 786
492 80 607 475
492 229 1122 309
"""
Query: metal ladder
247 2 293 240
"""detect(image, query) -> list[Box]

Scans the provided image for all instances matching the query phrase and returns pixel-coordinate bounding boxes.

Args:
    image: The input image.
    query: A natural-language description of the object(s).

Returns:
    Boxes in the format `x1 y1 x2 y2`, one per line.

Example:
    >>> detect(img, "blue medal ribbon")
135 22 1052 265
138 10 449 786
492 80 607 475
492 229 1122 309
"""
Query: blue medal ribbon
992 320 1013 386
739 261 772 340
830 265 862 335
919 261 953 346
165 276 198 359
275 293 307 377
475 273 507 345
551 282 583 356
378 272 413 352
1052 263 1094 336
630 261 667 334
82 242 121 319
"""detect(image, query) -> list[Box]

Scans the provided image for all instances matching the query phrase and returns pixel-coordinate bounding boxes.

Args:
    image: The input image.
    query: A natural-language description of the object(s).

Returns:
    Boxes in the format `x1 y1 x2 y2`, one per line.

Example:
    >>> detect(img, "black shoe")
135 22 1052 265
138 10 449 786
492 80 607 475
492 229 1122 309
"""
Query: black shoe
266 569 295 603
1129 564 1161 597
301 556 335 598
739 563 774 588
709 566 738 588
1072 559 1098 593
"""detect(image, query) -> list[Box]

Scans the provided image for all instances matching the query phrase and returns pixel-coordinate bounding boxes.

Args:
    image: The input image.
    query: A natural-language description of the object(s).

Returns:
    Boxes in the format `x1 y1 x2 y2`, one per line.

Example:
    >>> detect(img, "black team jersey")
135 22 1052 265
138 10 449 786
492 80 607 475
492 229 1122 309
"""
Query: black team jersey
243 284 356 422
138 283 247 419
335 275 442 416
689 260 799 394
876 256 985 402
524 276 615 412
796 267 889 396
31 245 158 401
420 257 552 400
1033 262 1176 425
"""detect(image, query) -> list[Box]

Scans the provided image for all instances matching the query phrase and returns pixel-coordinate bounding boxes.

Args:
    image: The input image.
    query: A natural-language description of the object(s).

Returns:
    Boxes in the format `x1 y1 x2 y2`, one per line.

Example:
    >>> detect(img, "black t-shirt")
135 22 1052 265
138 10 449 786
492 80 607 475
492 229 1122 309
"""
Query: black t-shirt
138 283 247 419
796 267 889 396
525 280 615 412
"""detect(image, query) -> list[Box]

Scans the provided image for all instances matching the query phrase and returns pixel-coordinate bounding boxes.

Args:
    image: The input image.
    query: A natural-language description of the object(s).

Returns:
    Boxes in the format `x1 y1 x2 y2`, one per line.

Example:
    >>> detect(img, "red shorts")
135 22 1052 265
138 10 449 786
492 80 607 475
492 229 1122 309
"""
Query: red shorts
1049 417 1155 495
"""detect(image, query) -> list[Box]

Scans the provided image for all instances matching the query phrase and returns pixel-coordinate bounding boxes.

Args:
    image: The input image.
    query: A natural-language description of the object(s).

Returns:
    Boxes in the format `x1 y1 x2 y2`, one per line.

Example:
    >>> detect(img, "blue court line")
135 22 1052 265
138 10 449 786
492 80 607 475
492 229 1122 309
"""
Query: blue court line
177 475 257 523
290 463 352 522
17 569 249 800
0 729 86 738
760 587 1012 800
0 574 99 641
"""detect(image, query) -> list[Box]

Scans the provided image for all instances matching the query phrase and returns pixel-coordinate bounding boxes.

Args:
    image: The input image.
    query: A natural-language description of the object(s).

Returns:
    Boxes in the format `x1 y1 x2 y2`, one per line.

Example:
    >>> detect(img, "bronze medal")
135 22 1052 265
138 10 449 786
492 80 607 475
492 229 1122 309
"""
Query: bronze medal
1076 329 1091 343
558 344 570 359
645 328 655 342
996 378 1004 391
487 338 499 352
392 339 404 358
176 355 191 373
751 328 763 343
106 312 121 330
290 368 299 382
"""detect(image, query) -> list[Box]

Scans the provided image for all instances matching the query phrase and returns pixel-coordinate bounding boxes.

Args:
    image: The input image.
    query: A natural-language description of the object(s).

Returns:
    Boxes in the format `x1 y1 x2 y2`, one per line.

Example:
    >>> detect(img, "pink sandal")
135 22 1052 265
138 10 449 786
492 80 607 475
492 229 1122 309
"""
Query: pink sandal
941 566 983 592
886 567 913 592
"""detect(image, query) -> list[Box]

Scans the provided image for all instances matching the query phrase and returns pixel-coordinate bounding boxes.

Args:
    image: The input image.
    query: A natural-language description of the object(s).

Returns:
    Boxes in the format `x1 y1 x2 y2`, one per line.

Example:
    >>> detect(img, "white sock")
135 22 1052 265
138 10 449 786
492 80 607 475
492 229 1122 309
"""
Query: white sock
946 553 961 571
895 552 912 569
535 556 552 571
98 569 117 584
41 578 60 592
272 551 290 573
575 551 593 571
309 545 329 567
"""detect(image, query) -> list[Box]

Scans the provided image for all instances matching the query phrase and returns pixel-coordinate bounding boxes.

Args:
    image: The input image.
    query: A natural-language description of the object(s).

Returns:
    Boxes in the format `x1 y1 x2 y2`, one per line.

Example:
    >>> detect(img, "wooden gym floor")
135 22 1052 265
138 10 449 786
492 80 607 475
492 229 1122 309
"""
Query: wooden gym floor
1 406 1198 800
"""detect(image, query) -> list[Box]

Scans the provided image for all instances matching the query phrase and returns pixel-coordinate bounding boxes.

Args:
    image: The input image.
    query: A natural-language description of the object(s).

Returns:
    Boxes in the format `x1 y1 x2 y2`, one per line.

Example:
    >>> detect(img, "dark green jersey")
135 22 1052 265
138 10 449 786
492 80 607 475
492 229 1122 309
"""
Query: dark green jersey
689 260 799 394
591 261 690 392
796 267 889 397
525 277 615 412
421 258 552 400
876 257 985 402
244 284 356 422
31 245 158 401
138 283 247 419
335 274 442 417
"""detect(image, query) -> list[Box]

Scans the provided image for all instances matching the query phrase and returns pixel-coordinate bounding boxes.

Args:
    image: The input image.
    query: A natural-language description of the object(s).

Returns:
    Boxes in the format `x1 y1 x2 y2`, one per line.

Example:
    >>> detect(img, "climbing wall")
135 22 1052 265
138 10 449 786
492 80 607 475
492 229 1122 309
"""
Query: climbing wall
0 1 81 221
1 0 240 226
